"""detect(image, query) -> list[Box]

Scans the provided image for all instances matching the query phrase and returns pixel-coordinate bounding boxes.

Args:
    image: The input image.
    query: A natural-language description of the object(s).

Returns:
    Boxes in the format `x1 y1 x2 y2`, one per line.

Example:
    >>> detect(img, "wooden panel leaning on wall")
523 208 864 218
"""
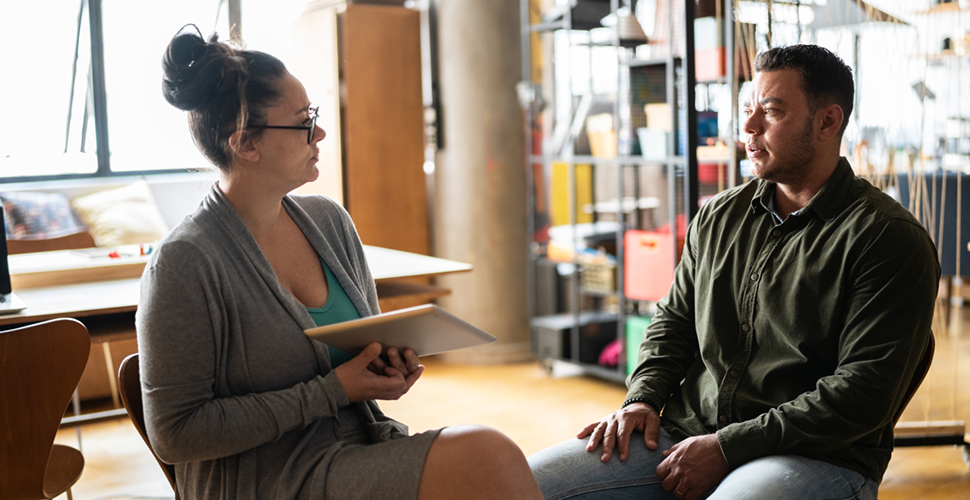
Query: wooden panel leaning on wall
340 4 428 256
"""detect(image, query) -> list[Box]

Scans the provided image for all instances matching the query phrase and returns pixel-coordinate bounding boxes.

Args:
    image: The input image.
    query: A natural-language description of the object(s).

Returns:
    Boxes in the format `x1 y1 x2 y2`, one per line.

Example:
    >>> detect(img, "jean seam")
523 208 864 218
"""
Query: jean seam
828 469 873 500
548 477 664 500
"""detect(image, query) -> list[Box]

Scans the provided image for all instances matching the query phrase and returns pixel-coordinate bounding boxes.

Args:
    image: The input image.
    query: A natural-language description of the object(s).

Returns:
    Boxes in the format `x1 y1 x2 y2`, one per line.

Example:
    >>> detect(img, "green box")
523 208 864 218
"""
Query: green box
625 315 653 376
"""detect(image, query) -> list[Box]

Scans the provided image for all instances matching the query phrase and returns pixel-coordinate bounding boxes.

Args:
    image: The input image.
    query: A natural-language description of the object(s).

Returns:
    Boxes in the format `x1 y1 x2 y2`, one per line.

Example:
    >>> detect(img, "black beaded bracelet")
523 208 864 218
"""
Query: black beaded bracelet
622 398 662 415
622 398 653 410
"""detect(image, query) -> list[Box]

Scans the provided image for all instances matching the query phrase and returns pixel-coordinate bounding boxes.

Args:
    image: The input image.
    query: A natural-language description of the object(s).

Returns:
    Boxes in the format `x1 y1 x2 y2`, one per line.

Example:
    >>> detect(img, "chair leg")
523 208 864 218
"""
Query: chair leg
941 275 953 328
67 487 74 500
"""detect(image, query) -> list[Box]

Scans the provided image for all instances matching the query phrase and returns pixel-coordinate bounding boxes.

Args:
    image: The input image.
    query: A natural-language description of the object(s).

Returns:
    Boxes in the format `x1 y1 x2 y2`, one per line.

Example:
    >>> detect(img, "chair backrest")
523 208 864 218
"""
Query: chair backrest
118 353 179 495
0 318 90 499
893 333 936 425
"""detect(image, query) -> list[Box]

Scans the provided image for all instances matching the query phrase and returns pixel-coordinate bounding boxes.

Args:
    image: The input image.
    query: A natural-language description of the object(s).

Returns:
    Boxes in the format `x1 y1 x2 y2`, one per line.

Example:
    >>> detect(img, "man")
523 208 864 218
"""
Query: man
528 44 939 500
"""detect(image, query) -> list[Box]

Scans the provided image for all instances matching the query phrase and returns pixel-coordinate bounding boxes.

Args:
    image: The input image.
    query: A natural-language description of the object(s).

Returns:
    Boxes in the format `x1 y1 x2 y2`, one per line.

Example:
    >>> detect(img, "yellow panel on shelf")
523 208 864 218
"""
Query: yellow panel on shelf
551 162 593 226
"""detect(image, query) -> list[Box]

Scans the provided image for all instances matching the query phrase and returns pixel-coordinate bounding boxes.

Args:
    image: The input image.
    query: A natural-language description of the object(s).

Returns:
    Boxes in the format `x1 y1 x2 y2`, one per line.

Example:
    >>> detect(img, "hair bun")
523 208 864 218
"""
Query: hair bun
162 26 228 111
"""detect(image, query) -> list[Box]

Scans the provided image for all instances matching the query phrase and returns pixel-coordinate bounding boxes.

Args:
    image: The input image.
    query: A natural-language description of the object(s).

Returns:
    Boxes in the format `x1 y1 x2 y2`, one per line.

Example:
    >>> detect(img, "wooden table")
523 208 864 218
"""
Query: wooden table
4 245 472 322
365 245 472 310
2 246 471 425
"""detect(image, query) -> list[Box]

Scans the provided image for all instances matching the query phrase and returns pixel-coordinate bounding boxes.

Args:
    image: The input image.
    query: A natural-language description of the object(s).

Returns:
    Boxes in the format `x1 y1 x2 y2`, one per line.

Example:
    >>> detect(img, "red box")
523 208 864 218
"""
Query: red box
624 230 676 302
698 162 728 184
695 47 726 83
695 47 754 83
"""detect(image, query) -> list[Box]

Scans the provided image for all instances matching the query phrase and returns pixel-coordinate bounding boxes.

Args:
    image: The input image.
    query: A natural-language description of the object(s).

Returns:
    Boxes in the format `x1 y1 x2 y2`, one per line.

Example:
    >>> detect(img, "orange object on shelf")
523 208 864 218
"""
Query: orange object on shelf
698 162 728 184
695 46 754 83
624 230 676 302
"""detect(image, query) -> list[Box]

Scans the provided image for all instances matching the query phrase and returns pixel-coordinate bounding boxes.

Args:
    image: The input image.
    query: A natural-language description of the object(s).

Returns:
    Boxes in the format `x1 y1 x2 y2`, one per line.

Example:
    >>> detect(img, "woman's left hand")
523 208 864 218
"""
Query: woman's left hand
368 347 423 391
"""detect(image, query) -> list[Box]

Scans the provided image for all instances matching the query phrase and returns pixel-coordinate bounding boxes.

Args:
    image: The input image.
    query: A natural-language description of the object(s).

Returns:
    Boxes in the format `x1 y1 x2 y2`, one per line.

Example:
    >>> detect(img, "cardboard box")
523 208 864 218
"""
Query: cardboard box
644 103 673 132
587 113 616 158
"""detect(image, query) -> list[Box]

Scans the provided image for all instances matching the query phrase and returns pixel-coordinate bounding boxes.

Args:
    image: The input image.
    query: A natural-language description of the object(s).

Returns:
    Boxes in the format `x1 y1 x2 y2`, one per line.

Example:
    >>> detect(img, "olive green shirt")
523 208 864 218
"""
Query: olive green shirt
626 157 939 482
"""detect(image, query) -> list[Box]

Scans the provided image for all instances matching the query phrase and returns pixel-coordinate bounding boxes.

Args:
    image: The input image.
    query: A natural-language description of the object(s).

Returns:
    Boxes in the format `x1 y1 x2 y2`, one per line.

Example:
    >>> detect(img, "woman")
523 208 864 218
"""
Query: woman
138 26 542 500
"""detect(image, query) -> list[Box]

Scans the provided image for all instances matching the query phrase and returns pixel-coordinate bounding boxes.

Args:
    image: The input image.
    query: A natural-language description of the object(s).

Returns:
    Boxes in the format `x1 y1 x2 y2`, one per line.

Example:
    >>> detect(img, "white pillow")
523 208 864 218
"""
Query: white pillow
71 179 170 247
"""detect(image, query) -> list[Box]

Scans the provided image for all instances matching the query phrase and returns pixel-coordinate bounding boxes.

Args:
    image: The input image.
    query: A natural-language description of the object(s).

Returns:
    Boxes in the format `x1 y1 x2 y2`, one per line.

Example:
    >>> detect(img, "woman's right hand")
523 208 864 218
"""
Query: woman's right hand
334 342 424 402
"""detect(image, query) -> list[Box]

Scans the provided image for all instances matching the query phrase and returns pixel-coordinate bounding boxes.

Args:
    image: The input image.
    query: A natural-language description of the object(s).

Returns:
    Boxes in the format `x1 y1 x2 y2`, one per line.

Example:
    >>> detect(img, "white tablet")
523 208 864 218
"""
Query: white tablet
304 304 496 357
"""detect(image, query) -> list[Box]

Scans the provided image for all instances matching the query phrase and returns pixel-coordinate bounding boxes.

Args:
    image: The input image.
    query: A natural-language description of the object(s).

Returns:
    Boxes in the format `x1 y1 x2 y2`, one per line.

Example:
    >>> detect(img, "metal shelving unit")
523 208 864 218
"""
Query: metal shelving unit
519 0 698 382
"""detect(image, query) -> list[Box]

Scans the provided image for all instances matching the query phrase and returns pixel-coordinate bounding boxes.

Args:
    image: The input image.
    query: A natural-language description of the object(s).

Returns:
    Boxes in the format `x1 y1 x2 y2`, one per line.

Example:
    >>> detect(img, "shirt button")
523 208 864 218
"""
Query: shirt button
772 229 781 237
719 415 728 423
730 370 740 378
750 273 759 281
742 324 751 332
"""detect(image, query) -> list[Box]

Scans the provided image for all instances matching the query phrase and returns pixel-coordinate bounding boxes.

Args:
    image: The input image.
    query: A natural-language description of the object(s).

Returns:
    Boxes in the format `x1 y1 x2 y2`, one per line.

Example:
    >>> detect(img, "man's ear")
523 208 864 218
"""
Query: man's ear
817 104 844 141
229 130 260 163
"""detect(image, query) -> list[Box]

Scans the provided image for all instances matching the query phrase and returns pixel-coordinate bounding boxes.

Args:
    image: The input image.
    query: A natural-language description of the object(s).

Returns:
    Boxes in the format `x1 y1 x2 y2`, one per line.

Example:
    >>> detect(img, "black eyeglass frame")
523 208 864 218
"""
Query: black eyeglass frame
247 106 319 144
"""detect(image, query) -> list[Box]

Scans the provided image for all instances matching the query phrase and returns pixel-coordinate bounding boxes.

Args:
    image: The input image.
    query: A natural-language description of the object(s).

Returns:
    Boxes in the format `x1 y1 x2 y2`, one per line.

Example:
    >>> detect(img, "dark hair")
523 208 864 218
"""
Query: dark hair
162 25 287 171
754 44 854 136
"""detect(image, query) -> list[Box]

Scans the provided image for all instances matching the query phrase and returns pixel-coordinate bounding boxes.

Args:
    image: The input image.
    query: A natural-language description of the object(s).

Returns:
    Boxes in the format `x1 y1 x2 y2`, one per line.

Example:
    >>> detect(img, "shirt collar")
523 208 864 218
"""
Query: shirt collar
749 157 853 223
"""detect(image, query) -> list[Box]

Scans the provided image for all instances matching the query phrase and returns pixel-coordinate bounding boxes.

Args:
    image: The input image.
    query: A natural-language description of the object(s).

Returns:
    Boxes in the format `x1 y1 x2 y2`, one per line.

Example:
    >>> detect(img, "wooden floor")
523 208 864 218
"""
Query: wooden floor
55 303 970 499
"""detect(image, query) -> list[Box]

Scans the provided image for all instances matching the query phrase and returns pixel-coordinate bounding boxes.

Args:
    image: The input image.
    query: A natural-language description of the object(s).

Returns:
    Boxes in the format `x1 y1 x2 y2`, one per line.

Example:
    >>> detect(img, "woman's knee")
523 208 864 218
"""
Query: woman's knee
421 426 540 499
431 425 524 465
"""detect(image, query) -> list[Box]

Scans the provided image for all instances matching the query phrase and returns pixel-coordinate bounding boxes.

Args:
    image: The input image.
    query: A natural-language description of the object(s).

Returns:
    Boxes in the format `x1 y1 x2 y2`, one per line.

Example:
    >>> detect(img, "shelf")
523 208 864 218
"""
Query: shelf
374 281 452 312
626 56 683 68
536 1 614 32
697 76 730 85
915 2 967 14
532 312 624 376
925 50 970 61
522 0 696 382
576 39 647 49
578 287 618 297
529 21 568 33
584 196 662 214
573 362 628 383
529 154 688 165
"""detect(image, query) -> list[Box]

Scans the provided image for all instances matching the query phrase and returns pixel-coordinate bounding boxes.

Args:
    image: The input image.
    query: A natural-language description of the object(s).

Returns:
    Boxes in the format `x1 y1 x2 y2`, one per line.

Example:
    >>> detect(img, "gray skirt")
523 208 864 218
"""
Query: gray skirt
322 407 441 500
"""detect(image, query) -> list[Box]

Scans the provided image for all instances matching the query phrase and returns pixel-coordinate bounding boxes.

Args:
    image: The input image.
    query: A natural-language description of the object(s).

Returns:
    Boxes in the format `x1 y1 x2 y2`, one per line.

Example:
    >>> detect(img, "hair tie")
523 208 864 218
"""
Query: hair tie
173 24 207 68
176 23 204 40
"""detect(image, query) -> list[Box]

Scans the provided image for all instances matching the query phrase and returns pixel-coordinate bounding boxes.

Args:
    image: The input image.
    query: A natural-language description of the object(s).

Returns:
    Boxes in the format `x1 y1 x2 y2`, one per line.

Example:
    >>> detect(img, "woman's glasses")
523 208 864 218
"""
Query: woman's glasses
248 106 319 144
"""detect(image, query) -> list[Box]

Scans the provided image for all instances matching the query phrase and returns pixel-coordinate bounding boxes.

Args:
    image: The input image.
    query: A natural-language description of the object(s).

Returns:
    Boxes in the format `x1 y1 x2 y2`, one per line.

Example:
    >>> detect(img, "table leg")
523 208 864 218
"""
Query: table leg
103 342 121 408
72 389 82 450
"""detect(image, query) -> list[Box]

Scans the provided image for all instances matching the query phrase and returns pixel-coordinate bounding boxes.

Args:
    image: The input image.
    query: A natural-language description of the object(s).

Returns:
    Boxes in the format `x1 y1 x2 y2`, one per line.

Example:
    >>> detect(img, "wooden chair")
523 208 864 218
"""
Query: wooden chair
0 318 90 500
118 353 179 498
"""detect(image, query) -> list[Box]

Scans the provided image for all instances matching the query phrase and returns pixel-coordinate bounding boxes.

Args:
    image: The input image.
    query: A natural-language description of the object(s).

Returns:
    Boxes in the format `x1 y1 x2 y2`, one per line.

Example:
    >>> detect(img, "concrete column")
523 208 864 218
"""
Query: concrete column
434 0 531 364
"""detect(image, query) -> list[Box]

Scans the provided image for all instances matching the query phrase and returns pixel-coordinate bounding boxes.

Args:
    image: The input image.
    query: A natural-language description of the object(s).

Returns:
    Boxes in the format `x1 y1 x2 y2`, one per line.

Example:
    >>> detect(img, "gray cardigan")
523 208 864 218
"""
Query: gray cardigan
136 185 409 500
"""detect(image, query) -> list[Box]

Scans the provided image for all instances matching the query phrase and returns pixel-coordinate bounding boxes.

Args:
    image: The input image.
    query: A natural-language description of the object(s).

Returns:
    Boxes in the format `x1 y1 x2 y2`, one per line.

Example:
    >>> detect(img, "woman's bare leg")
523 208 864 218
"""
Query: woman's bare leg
419 425 543 500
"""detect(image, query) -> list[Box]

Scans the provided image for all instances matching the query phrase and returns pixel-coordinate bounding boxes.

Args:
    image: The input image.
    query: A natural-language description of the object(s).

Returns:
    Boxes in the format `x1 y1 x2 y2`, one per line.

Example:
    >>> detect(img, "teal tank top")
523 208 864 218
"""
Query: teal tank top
305 259 361 368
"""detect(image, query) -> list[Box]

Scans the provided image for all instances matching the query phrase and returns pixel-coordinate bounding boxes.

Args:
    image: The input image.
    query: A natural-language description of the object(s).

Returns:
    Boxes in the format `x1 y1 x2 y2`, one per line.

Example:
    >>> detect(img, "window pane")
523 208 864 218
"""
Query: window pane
101 0 230 173
0 1 98 179
238 0 308 70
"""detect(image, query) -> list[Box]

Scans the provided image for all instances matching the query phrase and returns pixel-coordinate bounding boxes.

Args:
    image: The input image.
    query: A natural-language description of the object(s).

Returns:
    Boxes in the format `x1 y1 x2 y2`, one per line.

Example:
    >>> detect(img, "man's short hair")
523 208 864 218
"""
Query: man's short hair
754 44 855 136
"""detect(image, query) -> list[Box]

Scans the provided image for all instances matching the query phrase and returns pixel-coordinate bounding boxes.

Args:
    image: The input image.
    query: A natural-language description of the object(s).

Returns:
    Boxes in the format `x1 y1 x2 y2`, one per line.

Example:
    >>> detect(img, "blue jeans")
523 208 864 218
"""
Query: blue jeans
527 429 879 500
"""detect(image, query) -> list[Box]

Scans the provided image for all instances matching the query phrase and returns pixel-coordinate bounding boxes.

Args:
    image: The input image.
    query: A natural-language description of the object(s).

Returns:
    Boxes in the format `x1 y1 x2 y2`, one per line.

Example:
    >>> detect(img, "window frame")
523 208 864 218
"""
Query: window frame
0 0 223 185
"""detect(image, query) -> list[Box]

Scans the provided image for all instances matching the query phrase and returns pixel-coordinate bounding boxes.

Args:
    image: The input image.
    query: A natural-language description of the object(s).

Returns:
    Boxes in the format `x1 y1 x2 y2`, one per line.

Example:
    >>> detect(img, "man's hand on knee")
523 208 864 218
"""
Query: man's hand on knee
576 403 661 462
656 434 729 500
